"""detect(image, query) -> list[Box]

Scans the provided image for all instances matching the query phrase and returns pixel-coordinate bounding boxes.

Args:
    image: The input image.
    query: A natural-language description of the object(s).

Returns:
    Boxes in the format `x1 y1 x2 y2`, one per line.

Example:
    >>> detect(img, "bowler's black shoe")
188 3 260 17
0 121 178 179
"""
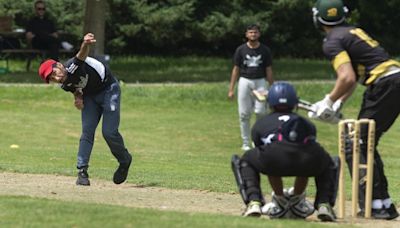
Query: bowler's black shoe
113 153 132 184
76 168 90 186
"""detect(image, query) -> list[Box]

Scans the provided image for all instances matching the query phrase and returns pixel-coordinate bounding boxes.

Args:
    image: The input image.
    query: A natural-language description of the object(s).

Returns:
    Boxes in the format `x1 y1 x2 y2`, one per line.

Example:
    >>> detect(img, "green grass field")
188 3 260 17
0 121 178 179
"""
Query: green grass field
0 56 334 83
0 81 399 227
0 196 338 228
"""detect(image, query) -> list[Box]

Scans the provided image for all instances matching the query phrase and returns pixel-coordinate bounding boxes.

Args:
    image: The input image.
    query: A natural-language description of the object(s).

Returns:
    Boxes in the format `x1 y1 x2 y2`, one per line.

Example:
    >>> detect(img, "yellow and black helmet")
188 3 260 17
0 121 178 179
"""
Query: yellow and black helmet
312 0 348 27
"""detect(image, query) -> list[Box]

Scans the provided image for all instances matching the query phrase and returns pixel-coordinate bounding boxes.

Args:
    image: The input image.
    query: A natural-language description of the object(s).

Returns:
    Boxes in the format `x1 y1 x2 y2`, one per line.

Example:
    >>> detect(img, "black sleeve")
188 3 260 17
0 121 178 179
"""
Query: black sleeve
63 57 85 74
264 46 272 67
233 46 242 66
251 120 263 147
72 57 85 66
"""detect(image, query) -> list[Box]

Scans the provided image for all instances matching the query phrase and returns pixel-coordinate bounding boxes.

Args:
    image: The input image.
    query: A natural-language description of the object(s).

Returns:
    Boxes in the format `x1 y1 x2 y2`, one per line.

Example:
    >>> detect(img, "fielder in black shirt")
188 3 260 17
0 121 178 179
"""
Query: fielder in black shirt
228 24 274 151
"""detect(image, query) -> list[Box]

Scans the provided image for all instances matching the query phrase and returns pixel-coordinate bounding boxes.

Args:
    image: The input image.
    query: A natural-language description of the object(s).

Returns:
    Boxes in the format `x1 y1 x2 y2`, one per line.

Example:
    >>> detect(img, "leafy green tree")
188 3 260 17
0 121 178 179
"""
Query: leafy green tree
1 0 399 57
0 0 84 47
357 0 400 55
267 0 321 57
107 0 196 54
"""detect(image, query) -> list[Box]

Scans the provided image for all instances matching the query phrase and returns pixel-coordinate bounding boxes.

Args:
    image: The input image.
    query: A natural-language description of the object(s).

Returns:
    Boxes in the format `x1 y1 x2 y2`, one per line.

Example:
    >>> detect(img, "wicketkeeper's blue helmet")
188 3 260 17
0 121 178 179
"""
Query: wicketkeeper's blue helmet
267 81 299 110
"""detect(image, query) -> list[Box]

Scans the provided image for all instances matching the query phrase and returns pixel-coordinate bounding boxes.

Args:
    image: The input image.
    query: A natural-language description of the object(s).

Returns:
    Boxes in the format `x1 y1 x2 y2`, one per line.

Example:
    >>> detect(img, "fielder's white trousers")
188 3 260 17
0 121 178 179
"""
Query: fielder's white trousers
237 77 268 147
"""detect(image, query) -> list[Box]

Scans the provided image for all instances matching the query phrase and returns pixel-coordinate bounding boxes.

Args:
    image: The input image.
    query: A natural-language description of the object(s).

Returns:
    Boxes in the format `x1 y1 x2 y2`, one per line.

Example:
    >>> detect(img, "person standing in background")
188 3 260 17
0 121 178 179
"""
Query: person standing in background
228 24 274 151
26 0 60 60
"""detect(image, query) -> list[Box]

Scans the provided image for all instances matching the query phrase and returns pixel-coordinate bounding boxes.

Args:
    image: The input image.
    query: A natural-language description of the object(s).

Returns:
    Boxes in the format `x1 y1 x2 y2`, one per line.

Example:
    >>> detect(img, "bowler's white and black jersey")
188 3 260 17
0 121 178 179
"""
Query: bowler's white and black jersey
61 57 115 94
233 43 272 79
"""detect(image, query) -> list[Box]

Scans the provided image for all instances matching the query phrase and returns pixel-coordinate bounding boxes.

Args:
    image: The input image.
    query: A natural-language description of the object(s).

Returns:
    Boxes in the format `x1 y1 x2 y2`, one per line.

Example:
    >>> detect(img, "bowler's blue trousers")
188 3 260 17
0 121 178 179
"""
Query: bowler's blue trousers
77 81 131 169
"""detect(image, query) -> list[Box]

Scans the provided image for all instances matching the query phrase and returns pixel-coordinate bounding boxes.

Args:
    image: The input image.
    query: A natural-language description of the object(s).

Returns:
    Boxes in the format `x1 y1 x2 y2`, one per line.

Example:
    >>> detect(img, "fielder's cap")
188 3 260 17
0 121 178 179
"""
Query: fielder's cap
38 59 57 83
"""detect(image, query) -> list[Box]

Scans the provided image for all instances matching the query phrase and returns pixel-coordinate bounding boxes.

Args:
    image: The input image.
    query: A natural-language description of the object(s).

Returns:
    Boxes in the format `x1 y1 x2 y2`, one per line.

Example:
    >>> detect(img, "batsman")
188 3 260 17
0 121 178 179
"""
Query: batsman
232 82 338 221
311 0 400 219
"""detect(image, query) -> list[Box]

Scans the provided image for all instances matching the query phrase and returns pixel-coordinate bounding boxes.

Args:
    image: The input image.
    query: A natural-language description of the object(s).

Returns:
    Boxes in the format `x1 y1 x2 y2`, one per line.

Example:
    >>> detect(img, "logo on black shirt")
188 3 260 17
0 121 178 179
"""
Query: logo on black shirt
76 74 89 88
244 54 262 67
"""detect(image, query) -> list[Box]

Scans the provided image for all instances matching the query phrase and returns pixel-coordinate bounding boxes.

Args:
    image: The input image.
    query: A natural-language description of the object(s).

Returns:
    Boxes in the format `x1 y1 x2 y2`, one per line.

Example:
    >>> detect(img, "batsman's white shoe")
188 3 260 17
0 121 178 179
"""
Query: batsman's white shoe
244 201 262 217
317 203 336 222
241 144 252 151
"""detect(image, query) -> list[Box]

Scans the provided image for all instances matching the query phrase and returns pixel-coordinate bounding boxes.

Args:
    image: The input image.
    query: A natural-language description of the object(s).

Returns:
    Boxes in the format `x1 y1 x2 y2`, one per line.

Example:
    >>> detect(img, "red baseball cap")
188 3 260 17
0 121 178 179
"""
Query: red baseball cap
38 59 57 83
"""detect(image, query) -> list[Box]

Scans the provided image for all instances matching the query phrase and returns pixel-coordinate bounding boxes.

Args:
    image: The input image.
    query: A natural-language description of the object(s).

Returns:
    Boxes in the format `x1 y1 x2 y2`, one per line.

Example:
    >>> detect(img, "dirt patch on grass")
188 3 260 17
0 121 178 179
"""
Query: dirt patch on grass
0 172 399 227
0 172 242 215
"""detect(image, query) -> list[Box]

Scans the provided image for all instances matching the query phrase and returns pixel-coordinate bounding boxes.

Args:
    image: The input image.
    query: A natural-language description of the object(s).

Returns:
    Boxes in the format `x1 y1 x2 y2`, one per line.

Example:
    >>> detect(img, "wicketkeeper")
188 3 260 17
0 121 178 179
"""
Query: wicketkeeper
38 33 132 186
232 82 338 221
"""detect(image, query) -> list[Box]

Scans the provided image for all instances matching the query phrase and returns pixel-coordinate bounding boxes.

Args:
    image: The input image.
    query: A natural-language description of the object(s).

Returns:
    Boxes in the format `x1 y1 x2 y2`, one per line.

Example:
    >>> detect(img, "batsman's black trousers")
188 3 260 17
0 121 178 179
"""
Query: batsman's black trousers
241 141 337 208
352 72 400 207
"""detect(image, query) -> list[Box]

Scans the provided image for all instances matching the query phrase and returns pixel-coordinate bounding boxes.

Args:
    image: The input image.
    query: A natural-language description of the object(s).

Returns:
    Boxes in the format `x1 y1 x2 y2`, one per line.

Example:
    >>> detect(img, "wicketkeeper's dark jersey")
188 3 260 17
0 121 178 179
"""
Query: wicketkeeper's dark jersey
323 25 400 85
61 57 115 95
251 112 316 147
233 43 272 79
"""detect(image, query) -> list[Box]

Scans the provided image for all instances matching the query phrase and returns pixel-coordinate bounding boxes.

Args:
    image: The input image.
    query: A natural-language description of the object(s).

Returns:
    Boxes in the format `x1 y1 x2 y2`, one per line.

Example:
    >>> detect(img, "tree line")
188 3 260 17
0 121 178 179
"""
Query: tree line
1 0 399 58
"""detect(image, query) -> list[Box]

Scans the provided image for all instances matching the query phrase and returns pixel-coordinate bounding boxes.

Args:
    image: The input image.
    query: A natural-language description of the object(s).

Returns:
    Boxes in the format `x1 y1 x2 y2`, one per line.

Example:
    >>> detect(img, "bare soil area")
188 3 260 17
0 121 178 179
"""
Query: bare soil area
0 172 399 227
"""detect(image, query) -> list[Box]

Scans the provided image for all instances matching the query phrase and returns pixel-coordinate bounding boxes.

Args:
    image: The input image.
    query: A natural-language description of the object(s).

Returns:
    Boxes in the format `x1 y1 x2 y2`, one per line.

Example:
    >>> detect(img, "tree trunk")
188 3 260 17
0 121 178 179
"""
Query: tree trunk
83 0 106 56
